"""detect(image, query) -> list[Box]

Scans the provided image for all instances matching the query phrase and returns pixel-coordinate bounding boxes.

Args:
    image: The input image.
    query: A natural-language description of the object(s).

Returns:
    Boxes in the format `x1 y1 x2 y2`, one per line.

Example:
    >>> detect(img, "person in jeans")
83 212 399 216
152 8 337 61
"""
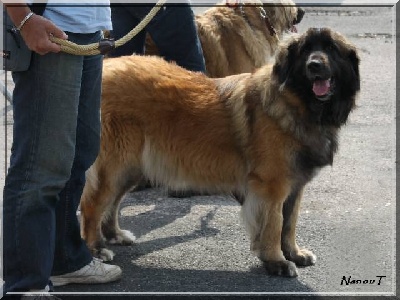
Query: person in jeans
3 2 121 296
109 0 206 73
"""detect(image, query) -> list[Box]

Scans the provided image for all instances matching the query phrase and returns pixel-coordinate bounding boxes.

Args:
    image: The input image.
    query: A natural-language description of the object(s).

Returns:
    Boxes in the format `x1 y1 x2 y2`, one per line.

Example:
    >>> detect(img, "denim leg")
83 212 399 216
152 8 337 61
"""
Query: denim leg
52 37 103 275
109 3 206 73
146 3 206 72
3 32 102 293
109 4 147 56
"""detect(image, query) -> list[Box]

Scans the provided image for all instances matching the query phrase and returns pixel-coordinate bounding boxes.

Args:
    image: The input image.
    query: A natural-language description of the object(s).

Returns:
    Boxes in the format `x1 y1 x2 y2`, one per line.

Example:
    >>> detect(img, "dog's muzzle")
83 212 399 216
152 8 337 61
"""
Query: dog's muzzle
294 8 305 25
289 8 305 33
306 52 334 101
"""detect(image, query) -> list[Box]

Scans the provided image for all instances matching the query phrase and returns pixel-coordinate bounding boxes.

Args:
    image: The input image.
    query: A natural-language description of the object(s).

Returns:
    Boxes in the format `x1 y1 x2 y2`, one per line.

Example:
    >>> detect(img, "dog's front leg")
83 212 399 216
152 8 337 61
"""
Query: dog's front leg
242 178 298 277
281 187 317 267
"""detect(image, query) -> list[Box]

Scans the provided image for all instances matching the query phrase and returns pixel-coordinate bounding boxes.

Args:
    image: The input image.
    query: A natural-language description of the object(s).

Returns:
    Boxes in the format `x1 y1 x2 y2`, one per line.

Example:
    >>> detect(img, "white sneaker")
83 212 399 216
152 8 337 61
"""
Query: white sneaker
50 258 122 286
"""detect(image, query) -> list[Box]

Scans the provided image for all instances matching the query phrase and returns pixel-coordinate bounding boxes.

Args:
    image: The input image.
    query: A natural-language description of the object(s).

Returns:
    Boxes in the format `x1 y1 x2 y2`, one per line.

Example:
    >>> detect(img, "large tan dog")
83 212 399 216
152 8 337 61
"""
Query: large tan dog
146 0 305 77
81 28 360 277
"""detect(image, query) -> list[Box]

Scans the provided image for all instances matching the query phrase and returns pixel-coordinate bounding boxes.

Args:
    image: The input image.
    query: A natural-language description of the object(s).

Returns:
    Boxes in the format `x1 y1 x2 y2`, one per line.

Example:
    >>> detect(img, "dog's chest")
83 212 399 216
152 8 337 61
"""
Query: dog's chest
293 131 337 184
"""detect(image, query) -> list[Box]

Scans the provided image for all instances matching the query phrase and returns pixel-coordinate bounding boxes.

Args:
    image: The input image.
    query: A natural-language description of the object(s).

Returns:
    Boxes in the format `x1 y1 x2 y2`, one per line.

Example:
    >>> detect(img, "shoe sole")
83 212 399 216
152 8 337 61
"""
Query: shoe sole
50 270 122 287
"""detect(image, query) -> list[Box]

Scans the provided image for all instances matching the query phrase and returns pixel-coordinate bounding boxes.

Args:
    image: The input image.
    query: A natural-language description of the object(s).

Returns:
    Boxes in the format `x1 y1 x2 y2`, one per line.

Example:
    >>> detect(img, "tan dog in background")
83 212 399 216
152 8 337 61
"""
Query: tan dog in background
146 0 304 77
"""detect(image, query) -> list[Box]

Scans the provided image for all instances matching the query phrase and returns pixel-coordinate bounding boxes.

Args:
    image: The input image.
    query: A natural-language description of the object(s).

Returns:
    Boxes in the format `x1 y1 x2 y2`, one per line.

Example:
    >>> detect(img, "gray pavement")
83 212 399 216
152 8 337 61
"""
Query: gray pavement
0 4 397 299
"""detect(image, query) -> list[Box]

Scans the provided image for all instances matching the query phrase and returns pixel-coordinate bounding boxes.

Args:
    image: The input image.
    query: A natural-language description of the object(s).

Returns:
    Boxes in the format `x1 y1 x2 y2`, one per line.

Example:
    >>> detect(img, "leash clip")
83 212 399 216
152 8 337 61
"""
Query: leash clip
98 38 115 55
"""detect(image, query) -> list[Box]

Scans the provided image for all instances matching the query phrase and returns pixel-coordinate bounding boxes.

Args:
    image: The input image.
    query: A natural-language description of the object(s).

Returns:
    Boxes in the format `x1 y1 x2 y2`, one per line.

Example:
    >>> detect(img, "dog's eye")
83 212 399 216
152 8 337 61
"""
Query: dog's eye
300 43 312 54
326 43 339 53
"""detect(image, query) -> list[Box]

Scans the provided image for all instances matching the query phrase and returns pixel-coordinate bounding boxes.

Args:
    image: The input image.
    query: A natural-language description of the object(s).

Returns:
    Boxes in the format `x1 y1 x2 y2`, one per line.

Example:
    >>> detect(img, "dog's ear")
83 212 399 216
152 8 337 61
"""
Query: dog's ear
327 47 360 127
273 39 299 85
348 48 360 91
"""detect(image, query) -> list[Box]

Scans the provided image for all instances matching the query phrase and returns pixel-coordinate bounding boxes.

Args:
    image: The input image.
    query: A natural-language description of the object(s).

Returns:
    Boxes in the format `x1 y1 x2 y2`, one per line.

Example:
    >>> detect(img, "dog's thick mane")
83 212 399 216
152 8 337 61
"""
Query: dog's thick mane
217 64 336 158
217 27 361 175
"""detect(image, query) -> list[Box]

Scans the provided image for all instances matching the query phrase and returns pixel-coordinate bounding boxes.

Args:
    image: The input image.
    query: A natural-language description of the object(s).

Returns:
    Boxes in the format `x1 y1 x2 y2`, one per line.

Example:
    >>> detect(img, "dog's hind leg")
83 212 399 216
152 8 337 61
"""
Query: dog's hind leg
242 177 298 277
101 174 139 246
281 187 317 266
80 158 141 261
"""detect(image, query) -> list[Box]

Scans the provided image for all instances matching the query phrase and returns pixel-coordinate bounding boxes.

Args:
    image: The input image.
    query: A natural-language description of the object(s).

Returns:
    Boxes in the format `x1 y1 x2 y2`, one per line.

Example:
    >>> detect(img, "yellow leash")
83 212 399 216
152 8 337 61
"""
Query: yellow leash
49 0 167 55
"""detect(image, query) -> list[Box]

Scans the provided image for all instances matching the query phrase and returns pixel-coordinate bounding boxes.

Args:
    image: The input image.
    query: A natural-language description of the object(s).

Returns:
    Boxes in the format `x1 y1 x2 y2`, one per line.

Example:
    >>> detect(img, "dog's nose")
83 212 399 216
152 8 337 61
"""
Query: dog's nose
307 59 324 74
294 7 305 25
306 51 329 75
306 52 331 81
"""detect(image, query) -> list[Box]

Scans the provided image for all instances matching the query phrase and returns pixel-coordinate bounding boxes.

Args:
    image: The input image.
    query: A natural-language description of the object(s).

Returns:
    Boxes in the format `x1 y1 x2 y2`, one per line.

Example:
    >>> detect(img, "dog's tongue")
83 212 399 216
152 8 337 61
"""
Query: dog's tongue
313 79 331 96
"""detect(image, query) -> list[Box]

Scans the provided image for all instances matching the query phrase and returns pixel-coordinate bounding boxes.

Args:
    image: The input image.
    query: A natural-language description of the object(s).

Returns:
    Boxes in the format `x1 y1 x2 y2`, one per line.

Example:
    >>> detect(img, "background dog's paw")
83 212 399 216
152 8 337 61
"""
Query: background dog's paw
93 247 115 262
285 248 317 267
107 229 136 245
263 260 298 277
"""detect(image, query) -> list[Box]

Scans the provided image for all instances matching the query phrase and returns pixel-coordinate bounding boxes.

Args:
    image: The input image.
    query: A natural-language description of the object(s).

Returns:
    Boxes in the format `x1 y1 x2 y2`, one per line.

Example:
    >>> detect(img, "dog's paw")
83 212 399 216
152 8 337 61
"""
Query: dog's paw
107 229 136 245
285 248 317 267
263 260 298 277
93 247 115 262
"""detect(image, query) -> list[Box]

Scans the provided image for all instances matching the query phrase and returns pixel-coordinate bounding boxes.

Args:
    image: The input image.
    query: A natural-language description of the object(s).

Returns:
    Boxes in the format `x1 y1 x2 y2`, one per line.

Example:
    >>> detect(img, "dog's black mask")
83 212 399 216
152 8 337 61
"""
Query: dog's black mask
273 27 360 127
293 7 305 25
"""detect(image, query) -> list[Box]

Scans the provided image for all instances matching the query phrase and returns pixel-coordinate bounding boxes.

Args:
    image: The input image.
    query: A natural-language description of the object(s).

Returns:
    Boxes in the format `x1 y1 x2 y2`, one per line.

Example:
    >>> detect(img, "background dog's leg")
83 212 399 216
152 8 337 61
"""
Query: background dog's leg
242 179 298 277
281 187 317 267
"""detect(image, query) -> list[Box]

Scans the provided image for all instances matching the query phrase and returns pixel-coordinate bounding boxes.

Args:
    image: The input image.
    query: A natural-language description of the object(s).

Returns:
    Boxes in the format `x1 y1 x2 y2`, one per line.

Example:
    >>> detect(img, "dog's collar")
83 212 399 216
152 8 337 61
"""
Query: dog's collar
259 7 277 37
228 2 277 37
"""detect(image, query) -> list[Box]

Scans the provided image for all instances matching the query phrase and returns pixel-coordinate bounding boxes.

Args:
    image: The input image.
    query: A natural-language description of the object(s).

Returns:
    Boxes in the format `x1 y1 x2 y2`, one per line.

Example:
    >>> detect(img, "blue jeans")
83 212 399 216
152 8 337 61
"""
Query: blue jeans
3 32 103 293
109 2 206 73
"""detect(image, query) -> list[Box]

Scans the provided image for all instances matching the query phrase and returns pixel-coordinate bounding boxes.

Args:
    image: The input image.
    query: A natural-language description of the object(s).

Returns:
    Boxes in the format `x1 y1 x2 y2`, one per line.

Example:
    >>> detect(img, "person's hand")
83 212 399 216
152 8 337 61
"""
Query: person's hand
19 13 69 55
5 5 69 55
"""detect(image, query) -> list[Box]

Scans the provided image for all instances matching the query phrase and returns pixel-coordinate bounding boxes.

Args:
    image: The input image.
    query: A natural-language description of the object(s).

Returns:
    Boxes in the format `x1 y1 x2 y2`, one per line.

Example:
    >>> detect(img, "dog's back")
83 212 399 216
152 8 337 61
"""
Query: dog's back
100 55 249 193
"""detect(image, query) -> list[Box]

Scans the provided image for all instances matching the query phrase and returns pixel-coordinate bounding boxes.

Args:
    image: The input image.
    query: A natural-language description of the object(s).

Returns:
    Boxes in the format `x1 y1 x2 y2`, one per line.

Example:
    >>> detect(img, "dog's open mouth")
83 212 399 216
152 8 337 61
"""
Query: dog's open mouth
290 25 298 33
312 78 333 101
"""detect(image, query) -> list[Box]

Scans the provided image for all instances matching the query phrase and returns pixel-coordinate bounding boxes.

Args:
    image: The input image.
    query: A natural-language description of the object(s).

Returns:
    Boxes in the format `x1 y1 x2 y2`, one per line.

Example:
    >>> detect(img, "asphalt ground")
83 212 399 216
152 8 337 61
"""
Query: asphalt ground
0 4 398 300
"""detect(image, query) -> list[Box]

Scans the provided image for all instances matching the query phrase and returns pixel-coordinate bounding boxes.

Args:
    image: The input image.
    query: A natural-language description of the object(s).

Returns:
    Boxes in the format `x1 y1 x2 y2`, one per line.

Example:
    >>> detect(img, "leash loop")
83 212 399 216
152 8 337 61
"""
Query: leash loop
49 0 167 55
